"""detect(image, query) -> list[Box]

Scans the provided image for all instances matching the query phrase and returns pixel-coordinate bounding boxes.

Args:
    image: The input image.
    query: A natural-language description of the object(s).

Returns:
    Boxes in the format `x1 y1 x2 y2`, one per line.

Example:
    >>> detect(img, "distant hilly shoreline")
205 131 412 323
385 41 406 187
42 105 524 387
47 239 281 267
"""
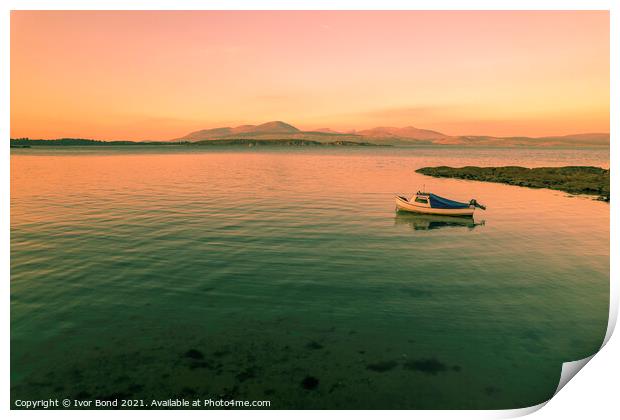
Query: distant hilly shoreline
174 120 609 147
11 120 609 148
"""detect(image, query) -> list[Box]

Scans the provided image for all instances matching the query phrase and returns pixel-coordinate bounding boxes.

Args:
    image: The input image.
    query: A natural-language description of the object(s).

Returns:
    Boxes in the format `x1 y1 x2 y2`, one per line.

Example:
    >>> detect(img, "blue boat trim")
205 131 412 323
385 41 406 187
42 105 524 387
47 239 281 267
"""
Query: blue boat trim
428 193 470 209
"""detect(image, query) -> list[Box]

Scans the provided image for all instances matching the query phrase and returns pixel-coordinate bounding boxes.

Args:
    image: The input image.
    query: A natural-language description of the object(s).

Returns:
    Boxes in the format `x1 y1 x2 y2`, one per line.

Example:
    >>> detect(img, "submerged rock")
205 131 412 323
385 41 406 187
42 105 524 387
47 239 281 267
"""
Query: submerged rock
184 349 205 360
306 341 324 350
301 376 319 390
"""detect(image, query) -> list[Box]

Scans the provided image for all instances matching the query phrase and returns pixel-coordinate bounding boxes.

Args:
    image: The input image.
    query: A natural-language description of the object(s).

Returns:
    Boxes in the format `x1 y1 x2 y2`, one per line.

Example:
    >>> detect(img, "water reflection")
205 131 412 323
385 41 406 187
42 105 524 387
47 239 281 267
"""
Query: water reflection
10 147 608 409
394 212 485 231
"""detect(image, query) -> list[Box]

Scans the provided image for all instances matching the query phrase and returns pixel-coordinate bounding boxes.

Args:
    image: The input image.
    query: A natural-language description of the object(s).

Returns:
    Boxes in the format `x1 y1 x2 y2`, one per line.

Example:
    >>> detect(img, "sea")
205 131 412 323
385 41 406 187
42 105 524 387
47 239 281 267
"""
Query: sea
10 146 609 409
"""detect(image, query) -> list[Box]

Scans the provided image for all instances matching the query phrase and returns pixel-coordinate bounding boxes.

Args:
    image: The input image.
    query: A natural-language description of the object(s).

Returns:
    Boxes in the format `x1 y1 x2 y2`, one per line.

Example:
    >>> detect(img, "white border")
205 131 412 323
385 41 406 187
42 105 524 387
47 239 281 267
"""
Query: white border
2 1 616 419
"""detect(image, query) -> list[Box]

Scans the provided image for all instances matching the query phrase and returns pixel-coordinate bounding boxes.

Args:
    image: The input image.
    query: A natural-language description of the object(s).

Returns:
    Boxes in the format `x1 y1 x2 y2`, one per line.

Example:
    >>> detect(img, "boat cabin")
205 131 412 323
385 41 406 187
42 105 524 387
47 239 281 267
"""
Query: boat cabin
412 192 431 207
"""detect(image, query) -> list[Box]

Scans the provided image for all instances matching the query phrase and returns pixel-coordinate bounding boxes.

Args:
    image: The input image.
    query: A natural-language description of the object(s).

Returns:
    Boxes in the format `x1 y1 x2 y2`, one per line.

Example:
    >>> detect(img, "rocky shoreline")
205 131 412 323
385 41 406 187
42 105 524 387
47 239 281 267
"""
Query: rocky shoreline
416 166 610 201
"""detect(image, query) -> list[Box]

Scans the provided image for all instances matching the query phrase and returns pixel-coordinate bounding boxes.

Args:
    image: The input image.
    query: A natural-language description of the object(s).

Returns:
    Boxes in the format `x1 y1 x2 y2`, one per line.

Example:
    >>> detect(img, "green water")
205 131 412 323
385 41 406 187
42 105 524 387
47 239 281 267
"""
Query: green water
11 147 609 409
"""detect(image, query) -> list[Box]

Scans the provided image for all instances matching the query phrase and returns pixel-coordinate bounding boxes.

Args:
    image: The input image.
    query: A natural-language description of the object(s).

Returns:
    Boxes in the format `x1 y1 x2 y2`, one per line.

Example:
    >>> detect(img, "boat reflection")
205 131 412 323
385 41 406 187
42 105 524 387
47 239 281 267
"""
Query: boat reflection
394 213 485 231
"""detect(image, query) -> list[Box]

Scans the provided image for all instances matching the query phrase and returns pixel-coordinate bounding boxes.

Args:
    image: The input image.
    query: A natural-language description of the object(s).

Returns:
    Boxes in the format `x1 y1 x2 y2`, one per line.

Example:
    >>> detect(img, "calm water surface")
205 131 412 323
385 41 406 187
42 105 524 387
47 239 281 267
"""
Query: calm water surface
11 147 609 409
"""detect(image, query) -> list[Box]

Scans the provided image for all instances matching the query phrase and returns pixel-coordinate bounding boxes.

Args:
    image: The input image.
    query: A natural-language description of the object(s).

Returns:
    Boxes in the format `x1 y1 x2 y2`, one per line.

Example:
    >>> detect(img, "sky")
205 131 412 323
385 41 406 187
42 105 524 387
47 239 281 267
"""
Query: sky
10 10 609 140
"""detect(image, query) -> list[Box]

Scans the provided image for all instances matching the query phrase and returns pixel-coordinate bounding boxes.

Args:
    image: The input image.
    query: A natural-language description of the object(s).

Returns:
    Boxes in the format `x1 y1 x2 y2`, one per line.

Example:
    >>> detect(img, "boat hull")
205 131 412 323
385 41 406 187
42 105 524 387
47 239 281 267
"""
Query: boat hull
395 196 475 216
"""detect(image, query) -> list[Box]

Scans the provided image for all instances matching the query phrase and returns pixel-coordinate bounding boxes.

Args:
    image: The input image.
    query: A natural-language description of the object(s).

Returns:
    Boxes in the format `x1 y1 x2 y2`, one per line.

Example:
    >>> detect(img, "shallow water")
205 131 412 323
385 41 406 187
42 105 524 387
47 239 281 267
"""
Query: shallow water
11 146 609 409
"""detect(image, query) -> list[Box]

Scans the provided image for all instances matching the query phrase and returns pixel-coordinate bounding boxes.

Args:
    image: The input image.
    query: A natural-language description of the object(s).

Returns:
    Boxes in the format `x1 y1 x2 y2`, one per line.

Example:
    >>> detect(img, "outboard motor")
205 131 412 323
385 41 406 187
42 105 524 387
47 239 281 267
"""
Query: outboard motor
469 199 486 210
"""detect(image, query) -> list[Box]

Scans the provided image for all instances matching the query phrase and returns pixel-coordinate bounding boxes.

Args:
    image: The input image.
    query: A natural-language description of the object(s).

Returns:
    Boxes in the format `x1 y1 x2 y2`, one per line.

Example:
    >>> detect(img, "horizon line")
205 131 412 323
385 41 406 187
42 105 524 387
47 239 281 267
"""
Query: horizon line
9 120 612 143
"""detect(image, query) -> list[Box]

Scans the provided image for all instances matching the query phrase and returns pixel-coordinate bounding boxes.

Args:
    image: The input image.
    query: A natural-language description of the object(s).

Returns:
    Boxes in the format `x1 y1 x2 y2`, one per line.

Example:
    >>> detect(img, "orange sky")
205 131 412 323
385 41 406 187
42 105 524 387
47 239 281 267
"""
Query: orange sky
11 10 609 140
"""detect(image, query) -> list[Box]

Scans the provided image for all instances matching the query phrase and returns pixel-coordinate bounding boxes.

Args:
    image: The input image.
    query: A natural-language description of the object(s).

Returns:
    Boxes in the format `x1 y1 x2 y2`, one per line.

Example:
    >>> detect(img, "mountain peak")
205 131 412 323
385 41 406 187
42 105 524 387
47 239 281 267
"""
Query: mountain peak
255 121 300 133
175 120 301 141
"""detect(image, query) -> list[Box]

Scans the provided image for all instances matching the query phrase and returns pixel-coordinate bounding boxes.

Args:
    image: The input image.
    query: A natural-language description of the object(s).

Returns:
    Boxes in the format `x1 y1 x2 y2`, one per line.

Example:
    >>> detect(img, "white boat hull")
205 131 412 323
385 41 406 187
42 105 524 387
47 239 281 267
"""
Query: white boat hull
395 195 475 216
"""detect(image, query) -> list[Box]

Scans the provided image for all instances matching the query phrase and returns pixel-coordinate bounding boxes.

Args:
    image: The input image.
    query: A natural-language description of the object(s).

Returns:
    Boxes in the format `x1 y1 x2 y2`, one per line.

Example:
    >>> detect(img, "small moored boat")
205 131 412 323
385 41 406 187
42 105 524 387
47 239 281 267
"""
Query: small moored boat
395 191 486 217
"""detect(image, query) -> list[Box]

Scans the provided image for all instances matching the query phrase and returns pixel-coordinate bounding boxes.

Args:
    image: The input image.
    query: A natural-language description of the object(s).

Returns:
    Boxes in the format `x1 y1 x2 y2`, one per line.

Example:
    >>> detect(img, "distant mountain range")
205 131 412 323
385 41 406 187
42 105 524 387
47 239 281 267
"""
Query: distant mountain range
11 121 609 148
174 121 609 147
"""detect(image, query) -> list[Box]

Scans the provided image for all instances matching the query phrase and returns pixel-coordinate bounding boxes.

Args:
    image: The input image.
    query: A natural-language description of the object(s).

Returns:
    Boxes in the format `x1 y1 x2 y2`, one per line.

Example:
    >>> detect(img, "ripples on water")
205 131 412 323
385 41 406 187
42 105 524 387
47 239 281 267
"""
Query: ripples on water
11 147 609 409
